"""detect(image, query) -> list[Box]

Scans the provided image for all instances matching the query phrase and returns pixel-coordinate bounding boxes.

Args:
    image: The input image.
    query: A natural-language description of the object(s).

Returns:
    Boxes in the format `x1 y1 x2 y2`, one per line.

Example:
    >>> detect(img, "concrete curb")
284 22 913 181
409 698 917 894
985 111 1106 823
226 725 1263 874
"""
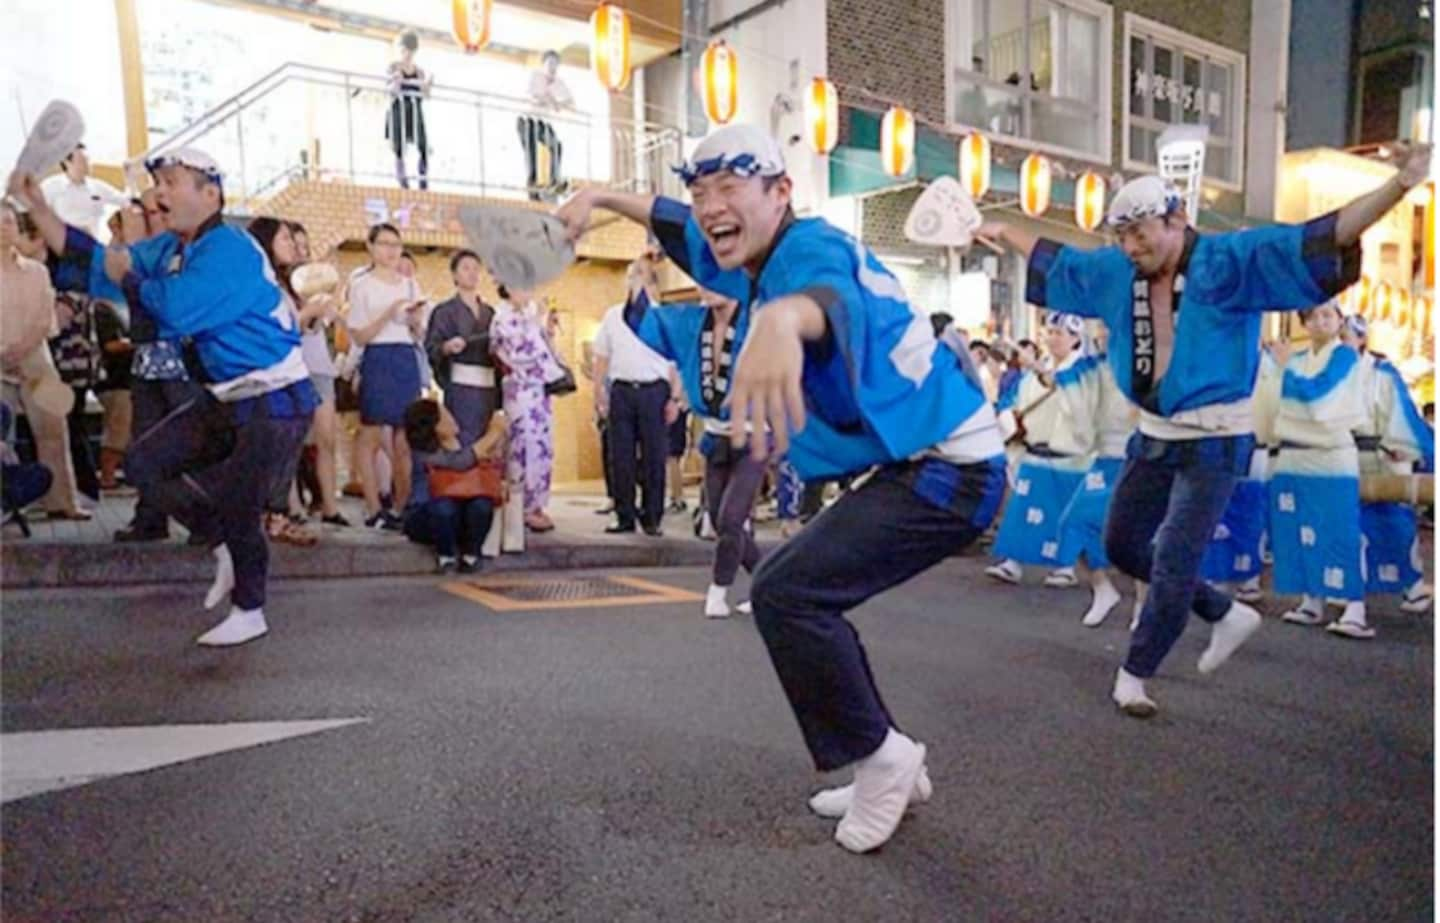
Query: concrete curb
2 536 731 590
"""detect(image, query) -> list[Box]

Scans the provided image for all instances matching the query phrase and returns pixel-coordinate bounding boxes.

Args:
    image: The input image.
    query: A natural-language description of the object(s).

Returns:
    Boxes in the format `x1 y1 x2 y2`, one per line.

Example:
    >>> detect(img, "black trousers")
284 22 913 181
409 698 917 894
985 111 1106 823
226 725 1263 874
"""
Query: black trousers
126 379 217 533
607 380 668 529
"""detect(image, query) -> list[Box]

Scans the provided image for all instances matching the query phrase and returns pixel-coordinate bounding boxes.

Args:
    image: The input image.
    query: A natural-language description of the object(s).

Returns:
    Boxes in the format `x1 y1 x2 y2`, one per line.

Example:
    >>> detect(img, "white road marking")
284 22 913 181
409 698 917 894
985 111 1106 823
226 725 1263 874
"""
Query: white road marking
1 718 368 802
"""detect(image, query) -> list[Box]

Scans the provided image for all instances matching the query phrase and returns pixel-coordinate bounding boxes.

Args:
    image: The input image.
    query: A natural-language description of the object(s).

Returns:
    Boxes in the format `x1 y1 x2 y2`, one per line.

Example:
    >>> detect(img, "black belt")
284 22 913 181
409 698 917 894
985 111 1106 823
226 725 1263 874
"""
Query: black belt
1024 444 1073 459
612 379 667 389
1354 435 1382 451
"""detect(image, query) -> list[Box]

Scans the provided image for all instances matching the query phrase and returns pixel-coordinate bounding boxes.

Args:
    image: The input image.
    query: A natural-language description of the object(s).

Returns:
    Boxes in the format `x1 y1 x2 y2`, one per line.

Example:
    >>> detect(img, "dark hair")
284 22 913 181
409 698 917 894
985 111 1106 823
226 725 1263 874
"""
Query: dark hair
14 210 39 239
404 398 442 453
1424 402 1435 416
929 311 954 338
1017 338 1037 353
286 220 307 237
247 216 296 299
367 222 401 244
400 249 417 265
398 29 419 52
497 284 511 301
450 249 482 274
969 339 990 352
542 49 560 64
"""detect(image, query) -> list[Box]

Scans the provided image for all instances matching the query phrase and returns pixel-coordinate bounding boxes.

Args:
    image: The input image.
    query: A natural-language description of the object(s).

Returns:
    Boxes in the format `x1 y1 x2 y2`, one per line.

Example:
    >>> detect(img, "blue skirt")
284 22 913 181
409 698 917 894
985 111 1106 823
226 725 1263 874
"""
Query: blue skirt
359 343 423 427
1057 456 1123 569
1361 502 1422 594
1270 471 1363 600
1200 477 1268 582
994 458 1086 566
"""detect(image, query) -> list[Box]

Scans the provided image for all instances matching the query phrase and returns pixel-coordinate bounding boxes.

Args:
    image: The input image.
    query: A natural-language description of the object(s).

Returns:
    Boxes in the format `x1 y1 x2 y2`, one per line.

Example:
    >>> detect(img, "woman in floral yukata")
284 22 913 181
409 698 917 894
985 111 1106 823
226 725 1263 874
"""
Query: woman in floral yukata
490 284 563 532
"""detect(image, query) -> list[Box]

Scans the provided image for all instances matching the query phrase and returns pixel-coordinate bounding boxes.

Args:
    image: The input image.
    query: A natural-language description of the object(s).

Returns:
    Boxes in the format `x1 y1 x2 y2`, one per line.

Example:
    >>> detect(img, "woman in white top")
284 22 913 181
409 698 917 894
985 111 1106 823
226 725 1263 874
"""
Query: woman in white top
346 222 425 529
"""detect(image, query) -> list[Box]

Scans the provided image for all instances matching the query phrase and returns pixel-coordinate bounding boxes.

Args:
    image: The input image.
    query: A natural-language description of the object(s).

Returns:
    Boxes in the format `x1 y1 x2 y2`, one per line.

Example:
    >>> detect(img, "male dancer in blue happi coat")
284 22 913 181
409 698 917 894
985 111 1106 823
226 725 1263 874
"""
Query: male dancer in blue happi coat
558 124 1005 854
978 141 1431 718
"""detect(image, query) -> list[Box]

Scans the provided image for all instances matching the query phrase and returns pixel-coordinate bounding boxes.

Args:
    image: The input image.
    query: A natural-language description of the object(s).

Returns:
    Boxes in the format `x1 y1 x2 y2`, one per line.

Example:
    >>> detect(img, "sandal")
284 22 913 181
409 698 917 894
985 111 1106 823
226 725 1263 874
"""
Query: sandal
47 508 93 521
279 520 319 546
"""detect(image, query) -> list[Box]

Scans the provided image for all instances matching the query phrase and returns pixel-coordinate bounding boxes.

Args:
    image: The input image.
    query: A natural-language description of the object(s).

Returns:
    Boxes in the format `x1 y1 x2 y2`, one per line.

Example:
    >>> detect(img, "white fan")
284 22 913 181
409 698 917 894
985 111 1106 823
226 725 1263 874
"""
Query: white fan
13 100 85 179
904 176 983 248
458 204 576 293
1156 124 1209 226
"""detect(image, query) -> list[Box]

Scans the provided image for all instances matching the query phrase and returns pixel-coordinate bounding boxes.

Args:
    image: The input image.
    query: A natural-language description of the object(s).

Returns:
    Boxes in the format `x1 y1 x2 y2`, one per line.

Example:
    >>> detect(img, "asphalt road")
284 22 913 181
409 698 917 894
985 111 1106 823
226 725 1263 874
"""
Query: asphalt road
2 560 1432 922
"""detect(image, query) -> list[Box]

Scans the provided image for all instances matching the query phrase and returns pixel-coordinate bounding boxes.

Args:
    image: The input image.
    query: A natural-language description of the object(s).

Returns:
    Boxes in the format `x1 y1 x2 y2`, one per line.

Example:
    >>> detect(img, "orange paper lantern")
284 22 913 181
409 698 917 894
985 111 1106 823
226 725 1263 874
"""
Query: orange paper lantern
1418 294 1433 338
803 77 839 154
700 40 738 125
1074 171 1106 232
451 0 493 52
958 133 990 200
1020 153 1052 217
1394 288 1412 328
590 2 631 91
1425 182 1435 290
880 106 914 178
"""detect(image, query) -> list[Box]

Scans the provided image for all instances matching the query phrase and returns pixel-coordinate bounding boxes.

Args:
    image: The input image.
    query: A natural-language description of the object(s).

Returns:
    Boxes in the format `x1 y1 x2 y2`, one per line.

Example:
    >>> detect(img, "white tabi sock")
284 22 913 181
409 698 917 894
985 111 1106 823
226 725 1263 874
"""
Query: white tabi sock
809 763 933 819
205 544 234 611
1082 576 1121 627
834 729 927 854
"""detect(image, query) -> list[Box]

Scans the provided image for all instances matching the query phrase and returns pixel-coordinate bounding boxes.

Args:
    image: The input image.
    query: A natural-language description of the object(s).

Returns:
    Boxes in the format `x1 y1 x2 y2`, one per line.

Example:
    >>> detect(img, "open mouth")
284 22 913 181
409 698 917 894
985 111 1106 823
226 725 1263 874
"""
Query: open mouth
706 223 740 248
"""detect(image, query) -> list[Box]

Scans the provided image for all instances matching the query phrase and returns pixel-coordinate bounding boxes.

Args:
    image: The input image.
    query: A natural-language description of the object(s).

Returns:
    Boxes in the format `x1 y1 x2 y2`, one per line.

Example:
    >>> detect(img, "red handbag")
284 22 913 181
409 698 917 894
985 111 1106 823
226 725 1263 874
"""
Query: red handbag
428 462 505 502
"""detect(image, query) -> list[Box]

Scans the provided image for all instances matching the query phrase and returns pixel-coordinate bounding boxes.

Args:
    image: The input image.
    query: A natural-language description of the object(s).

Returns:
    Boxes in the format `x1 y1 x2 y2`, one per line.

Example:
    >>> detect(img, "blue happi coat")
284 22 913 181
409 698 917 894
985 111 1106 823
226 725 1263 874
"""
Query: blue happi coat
1025 214 1359 419
649 198 997 480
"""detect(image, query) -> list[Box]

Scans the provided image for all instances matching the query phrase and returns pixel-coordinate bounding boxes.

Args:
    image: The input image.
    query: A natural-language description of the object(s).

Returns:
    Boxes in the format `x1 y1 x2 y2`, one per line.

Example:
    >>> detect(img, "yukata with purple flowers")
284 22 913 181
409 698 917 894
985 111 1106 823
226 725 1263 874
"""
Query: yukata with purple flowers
490 297 562 514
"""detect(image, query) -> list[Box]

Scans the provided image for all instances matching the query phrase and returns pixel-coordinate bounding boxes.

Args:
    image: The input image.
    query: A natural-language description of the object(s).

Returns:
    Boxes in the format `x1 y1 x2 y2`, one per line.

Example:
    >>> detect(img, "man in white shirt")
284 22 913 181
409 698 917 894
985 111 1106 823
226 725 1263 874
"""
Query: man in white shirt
519 50 574 201
41 143 129 239
592 260 678 536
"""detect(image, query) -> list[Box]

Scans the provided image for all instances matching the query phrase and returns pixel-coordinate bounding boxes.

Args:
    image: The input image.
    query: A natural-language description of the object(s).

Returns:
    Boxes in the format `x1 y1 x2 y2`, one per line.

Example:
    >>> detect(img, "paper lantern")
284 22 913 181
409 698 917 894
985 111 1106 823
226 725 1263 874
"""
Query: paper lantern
1074 171 1106 232
699 40 738 125
590 2 631 91
959 133 990 200
1418 294 1433 338
451 0 492 52
1394 288 1411 328
880 106 914 178
1424 182 1435 290
1349 275 1374 316
1020 153 1052 217
803 77 838 154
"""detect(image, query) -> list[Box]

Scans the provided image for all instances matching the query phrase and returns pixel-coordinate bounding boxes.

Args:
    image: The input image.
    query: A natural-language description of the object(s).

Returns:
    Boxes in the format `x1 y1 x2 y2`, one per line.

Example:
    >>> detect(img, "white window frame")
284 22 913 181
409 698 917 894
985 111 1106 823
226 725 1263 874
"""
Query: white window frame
1121 12 1247 193
943 0 1115 166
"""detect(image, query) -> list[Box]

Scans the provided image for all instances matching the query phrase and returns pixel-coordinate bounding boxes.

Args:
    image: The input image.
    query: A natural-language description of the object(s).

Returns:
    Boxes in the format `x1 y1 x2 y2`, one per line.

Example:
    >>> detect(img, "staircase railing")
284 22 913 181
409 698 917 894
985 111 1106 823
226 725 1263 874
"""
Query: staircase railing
134 62 685 210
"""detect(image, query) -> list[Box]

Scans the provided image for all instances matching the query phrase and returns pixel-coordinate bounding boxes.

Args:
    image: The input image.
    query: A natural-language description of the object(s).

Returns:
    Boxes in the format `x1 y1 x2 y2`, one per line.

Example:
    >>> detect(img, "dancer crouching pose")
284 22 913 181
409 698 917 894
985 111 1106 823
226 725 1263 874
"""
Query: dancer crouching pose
557 124 1006 853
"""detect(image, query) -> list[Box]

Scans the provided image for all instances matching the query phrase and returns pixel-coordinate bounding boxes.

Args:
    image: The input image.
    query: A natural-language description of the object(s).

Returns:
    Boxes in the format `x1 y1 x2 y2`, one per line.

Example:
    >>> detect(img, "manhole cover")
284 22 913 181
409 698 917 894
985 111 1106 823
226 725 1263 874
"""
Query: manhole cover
441 575 703 611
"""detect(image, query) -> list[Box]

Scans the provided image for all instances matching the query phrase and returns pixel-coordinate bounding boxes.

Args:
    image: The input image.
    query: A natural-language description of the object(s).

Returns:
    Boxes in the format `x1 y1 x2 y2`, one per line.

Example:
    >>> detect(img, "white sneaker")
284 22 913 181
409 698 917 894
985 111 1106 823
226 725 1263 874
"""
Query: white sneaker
704 584 731 619
1043 567 1078 588
1400 583 1433 613
196 607 268 647
1111 667 1157 719
735 600 753 615
1326 619 1376 640
1129 597 1143 632
985 560 1022 585
834 731 927 854
204 544 234 610
809 763 933 819
1281 607 1325 626
1197 601 1262 674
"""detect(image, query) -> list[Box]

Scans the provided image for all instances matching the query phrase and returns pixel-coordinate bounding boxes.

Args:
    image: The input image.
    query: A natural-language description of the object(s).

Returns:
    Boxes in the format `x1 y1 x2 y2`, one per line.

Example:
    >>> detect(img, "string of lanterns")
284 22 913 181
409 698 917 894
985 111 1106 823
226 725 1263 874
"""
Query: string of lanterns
1339 275 1435 338
458 0 1439 279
